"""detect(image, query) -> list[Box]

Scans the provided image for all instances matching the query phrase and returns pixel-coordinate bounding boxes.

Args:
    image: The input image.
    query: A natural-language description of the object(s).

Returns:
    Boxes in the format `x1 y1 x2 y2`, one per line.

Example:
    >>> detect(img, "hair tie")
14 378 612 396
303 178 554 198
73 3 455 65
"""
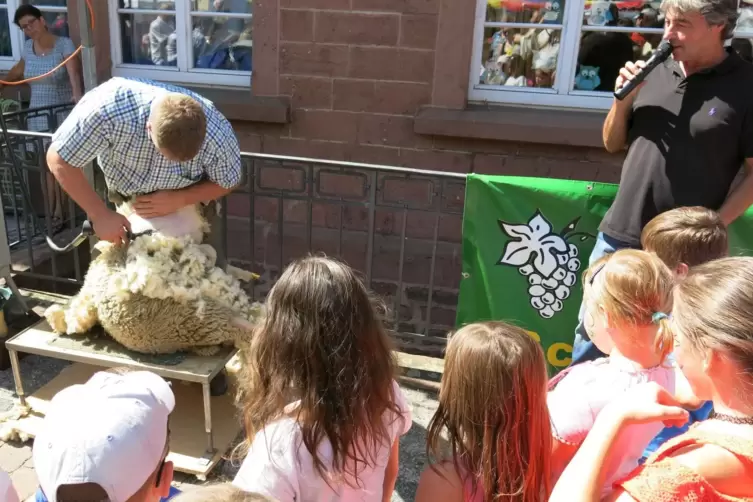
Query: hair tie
652 312 669 324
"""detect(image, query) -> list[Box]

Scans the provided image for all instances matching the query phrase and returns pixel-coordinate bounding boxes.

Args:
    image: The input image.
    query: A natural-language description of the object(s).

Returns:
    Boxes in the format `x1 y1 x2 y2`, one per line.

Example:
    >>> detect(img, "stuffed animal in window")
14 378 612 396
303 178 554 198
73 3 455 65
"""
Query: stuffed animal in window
574 66 601 91
542 0 563 23
586 1 611 26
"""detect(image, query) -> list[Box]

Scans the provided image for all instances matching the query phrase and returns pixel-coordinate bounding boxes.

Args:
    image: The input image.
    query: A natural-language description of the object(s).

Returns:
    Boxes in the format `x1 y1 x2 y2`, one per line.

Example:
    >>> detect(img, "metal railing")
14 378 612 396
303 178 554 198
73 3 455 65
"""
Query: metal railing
0 128 465 356
0 106 88 292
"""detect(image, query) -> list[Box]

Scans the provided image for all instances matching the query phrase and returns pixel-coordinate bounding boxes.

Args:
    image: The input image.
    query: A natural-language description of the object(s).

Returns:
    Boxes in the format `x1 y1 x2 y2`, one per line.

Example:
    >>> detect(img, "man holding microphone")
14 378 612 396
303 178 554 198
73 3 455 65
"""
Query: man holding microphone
571 0 753 365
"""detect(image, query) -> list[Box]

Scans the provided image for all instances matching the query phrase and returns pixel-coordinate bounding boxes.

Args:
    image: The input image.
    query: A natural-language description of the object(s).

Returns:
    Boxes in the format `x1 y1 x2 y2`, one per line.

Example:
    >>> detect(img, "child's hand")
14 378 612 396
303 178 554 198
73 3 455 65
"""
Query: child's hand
604 382 690 428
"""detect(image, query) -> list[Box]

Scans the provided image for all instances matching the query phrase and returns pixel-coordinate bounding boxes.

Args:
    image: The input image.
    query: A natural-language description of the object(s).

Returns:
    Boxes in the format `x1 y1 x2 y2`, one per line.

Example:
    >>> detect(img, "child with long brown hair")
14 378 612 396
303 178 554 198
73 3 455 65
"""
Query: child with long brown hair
232 256 411 502
415 321 552 502
548 249 676 495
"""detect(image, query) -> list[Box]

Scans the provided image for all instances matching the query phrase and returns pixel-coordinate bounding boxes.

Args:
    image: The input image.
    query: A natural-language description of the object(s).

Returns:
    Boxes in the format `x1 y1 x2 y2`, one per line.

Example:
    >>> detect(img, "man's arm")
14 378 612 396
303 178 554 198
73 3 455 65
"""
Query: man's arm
47 149 110 220
718 159 753 226
130 145 240 218
603 60 647 153
47 93 133 243
131 180 233 218
603 99 633 153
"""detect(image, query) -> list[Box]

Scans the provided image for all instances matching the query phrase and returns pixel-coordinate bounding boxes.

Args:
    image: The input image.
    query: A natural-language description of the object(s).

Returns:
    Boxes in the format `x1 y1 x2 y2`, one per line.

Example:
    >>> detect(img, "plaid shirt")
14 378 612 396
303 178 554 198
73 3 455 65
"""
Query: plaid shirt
50 77 242 196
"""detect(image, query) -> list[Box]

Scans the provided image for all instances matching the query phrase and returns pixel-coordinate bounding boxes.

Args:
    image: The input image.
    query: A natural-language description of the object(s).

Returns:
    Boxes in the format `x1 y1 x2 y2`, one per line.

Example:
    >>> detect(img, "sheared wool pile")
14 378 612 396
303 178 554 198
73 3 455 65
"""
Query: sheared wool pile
107 234 259 321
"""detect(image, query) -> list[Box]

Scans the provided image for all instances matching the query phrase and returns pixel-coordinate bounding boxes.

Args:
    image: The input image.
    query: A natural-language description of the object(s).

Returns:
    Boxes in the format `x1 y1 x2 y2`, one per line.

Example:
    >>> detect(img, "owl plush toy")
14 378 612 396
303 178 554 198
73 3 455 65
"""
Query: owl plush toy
574 66 601 91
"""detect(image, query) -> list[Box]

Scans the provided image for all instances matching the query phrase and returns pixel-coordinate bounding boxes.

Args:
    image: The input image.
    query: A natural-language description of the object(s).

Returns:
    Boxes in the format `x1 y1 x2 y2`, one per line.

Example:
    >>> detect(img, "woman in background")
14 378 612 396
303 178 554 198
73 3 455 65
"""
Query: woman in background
1 4 83 230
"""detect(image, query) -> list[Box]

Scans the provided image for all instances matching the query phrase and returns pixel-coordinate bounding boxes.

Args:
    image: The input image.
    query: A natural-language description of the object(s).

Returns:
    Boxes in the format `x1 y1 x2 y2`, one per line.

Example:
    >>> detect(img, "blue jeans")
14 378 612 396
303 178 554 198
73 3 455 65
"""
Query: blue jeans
570 232 637 367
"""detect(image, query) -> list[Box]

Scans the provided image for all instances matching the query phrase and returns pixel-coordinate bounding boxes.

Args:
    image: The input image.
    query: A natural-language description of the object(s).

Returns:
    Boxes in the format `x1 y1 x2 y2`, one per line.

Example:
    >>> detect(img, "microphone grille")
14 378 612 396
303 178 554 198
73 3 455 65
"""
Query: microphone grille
657 39 674 59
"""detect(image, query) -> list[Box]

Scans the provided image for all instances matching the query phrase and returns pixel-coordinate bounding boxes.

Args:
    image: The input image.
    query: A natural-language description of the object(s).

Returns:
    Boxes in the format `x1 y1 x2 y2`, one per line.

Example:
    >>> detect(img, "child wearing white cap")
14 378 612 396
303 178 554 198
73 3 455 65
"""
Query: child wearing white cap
32 368 176 502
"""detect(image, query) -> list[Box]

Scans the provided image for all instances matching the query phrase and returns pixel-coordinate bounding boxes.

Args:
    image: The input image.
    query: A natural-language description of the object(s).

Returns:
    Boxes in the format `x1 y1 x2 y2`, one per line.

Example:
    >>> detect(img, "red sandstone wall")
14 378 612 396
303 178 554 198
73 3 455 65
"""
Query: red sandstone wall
221 0 626 343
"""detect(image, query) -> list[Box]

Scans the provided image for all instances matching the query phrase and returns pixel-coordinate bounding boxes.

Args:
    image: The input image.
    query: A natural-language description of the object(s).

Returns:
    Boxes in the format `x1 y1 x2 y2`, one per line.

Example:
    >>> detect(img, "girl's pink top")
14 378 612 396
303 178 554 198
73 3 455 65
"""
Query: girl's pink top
462 474 484 502
548 355 676 497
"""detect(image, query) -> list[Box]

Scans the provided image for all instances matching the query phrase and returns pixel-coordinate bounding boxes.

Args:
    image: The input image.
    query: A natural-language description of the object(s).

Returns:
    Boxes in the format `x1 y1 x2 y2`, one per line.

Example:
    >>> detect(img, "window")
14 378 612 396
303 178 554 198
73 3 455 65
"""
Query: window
470 0 753 110
0 0 68 70
109 0 253 87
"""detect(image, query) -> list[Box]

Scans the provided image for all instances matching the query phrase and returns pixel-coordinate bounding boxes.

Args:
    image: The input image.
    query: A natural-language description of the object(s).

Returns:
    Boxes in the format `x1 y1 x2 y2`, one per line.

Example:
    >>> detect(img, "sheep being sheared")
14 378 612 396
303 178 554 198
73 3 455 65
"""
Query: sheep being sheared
44 202 262 356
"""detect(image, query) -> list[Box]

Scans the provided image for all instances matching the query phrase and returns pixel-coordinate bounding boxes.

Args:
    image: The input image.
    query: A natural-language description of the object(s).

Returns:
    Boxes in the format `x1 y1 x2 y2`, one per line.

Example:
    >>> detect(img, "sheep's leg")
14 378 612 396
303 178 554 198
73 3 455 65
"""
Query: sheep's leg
45 304 68 334
61 292 99 335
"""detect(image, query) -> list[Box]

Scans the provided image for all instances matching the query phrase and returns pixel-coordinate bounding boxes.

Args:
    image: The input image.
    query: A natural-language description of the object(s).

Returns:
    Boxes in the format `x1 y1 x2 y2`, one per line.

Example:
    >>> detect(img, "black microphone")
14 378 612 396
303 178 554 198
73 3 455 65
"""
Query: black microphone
614 40 673 101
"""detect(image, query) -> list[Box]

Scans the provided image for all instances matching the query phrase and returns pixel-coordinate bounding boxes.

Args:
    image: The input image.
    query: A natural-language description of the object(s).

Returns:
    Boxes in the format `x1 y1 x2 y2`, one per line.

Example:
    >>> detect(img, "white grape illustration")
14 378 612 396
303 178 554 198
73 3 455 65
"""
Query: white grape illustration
498 211 595 319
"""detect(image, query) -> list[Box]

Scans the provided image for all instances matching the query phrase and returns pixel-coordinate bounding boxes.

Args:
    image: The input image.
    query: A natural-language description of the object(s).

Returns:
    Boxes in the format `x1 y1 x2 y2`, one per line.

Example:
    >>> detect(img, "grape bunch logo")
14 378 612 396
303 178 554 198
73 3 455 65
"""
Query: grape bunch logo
497 211 594 319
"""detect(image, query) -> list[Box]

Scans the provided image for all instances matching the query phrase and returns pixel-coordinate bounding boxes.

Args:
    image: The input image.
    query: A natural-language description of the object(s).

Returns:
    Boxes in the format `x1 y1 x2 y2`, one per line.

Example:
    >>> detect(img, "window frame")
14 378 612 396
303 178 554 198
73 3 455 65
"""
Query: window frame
0 0 68 71
107 0 253 88
468 0 751 111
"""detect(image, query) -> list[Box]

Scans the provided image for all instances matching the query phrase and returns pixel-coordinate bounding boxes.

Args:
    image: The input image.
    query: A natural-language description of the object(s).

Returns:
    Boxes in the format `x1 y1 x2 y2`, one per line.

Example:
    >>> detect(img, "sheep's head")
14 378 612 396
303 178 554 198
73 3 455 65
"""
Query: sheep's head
116 202 209 243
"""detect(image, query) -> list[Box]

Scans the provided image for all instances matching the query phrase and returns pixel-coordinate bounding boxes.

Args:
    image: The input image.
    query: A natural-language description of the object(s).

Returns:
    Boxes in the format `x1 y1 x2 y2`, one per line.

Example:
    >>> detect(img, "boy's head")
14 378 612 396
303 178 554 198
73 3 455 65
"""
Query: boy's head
33 369 175 502
641 206 728 277
172 484 277 502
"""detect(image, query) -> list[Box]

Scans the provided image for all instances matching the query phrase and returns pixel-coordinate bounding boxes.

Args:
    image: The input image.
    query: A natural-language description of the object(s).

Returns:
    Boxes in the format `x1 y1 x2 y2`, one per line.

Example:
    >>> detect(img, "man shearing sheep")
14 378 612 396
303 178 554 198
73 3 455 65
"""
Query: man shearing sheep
46 77 241 263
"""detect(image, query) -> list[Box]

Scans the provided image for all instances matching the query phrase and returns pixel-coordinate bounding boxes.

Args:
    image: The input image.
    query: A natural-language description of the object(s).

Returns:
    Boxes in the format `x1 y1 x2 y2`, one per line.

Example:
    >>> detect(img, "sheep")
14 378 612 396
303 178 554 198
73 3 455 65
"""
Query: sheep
44 201 262 356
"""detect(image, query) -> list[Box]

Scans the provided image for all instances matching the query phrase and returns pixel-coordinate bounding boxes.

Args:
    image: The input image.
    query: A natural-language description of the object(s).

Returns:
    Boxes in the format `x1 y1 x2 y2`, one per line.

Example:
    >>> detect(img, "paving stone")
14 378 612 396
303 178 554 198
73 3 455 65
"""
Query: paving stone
10 466 38 500
0 442 31 473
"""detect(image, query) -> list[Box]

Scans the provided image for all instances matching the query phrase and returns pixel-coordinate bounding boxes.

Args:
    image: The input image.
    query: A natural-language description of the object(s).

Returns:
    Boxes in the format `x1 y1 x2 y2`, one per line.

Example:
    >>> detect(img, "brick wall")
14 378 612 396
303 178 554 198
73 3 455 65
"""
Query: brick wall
219 0 627 344
220 0 621 346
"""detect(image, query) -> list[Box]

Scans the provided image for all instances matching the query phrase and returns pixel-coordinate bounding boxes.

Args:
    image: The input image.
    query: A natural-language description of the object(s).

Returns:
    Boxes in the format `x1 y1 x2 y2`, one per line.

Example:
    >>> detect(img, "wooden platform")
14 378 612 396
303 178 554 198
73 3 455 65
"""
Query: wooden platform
4 319 241 480
6 319 235 383
7 363 241 479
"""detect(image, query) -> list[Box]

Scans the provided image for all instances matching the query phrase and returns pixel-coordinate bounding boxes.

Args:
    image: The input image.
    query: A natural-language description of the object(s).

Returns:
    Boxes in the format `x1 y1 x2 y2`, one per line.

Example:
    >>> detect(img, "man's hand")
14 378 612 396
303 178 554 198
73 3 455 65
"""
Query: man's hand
91 209 131 244
615 60 648 100
131 190 187 218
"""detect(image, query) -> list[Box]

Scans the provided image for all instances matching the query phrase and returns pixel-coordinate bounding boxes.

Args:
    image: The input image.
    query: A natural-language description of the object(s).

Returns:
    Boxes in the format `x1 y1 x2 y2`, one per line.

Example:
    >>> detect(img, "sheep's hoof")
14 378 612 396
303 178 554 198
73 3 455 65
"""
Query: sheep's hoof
209 370 228 397
45 305 67 334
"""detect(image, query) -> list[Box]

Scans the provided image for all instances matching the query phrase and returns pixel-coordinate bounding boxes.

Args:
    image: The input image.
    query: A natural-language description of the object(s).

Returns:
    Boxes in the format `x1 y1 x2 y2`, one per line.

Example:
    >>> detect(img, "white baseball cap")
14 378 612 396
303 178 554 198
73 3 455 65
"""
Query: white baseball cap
33 370 175 502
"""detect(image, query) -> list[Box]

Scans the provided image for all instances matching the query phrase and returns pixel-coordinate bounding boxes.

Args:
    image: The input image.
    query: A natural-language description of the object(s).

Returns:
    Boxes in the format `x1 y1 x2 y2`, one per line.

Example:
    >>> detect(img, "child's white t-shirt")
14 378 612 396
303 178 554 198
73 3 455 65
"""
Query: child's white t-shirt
548 355 675 497
233 380 412 502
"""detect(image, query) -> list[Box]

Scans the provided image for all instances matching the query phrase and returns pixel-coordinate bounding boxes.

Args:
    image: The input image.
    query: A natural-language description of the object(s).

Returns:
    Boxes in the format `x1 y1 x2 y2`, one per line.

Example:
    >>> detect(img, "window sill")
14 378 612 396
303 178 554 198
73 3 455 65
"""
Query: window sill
414 104 607 148
180 85 290 124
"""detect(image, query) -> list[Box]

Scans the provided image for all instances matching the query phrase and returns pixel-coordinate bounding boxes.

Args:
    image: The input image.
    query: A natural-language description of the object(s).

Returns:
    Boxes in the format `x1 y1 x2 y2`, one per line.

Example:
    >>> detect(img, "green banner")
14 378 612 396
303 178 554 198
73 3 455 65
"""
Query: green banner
457 175 753 373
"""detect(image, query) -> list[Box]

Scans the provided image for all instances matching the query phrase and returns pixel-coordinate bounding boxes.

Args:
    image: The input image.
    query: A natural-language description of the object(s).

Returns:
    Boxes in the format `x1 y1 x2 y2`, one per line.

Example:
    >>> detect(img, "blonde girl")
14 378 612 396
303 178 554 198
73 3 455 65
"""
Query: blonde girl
552 256 753 501
548 249 676 495
232 256 412 502
415 321 552 502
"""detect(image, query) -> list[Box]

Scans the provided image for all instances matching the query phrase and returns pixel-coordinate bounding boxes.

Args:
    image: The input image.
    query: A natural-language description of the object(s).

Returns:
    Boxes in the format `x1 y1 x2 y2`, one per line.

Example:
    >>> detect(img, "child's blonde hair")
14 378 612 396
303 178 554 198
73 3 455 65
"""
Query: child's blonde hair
235 255 399 488
672 257 753 382
582 249 675 361
426 322 551 502
641 206 728 269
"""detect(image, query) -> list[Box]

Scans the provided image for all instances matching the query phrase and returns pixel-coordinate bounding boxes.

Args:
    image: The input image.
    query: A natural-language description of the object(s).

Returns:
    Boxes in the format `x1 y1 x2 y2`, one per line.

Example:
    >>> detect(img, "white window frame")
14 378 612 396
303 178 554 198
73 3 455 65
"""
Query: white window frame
0 0 68 71
108 0 252 87
468 0 751 110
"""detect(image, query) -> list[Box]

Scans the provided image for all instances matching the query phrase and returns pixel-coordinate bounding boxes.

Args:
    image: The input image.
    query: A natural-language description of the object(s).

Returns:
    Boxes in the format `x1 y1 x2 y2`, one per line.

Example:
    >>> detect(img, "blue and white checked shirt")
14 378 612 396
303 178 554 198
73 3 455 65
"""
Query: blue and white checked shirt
50 77 242 196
